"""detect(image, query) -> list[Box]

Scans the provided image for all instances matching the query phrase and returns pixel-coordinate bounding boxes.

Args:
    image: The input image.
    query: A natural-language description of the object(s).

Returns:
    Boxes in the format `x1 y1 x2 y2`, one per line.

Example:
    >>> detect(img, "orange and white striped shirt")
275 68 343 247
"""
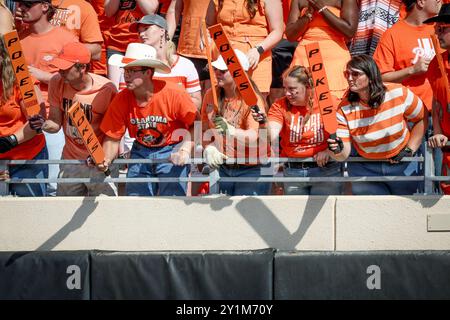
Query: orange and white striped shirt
336 83 424 159
154 55 201 94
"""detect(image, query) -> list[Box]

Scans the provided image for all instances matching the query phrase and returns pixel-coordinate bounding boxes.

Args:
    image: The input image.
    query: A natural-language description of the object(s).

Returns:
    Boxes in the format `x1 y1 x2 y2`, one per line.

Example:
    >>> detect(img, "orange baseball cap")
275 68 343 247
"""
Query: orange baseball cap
50 42 91 70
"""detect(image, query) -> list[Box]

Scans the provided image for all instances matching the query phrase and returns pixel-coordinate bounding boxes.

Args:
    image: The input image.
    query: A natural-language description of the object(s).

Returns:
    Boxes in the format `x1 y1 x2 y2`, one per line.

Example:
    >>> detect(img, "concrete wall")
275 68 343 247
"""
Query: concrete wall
0 196 449 251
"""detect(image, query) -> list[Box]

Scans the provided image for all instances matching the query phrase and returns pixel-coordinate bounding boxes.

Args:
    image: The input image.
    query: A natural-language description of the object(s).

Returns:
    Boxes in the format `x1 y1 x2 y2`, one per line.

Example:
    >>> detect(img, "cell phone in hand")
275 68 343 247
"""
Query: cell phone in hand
250 105 266 124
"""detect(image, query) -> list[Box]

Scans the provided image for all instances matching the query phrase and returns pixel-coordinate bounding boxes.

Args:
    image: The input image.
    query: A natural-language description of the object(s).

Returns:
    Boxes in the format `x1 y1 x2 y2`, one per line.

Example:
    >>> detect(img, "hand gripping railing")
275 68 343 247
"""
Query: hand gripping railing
0 141 448 196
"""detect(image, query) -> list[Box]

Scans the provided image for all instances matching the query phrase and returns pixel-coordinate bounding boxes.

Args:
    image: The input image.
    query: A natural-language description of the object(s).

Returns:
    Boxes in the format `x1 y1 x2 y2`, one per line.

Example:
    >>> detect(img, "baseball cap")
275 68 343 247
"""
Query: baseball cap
49 42 91 70
211 49 250 72
129 14 168 33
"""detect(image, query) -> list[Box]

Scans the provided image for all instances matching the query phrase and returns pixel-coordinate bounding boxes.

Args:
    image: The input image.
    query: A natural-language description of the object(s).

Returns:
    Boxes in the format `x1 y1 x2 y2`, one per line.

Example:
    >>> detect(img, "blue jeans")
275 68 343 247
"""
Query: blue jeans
126 142 190 196
218 164 271 196
347 160 421 195
9 146 48 197
283 162 343 195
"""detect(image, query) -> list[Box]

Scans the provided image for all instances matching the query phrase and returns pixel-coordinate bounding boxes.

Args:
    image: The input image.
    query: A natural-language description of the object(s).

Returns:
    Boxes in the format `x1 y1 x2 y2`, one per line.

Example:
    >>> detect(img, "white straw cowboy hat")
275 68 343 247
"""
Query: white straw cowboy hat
108 43 171 73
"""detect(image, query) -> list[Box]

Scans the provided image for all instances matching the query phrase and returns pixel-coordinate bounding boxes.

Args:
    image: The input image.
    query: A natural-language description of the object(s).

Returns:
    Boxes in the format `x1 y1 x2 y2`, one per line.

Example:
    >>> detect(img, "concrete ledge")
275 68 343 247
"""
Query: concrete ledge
335 196 450 250
1 196 449 251
0 196 335 251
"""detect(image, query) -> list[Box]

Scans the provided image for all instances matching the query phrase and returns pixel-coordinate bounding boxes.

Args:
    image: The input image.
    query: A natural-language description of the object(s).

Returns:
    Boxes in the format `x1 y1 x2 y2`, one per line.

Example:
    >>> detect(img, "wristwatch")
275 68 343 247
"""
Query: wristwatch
256 45 264 55
404 146 413 156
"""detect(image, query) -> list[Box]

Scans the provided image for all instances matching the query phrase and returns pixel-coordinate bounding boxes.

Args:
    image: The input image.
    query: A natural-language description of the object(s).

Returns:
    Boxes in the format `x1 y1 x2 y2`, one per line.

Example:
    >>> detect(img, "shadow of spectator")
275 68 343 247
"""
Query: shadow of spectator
235 196 330 250
35 197 99 251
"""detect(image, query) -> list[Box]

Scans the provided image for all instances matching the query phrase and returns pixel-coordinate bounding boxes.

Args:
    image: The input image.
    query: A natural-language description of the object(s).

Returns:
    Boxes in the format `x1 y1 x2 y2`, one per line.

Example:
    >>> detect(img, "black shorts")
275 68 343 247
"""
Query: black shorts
189 57 210 81
271 39 298 89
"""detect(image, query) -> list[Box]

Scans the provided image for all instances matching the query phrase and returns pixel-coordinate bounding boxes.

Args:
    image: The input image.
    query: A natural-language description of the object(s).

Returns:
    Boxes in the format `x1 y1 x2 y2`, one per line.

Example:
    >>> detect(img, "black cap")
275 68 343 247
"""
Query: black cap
423 3 450 24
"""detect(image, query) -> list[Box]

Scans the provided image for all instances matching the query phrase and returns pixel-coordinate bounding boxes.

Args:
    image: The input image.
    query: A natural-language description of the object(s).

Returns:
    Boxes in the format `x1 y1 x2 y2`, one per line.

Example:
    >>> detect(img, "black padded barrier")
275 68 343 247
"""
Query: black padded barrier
0 251 90 299
274 251 450 299
90 249 274 300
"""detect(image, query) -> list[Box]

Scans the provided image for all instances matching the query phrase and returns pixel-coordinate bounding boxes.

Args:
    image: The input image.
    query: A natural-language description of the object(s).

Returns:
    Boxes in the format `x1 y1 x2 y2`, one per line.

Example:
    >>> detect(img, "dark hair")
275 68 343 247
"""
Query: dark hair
45 3 56 21
402 0 416 12
74 62 90 73
245 0 258 18
347 54 386 109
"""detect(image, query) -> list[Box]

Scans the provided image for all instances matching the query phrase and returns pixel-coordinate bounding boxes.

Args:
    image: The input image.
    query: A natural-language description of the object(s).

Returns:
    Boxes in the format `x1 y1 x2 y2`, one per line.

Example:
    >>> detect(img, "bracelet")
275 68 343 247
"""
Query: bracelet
318 5 328 13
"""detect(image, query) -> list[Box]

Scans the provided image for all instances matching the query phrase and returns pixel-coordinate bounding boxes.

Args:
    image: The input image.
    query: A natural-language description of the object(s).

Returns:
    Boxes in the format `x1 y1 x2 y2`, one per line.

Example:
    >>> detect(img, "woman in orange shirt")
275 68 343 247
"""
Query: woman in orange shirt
206 0 284 96
0 37 48 196
286 0 358 100
252 65 342 195
201 49 271 195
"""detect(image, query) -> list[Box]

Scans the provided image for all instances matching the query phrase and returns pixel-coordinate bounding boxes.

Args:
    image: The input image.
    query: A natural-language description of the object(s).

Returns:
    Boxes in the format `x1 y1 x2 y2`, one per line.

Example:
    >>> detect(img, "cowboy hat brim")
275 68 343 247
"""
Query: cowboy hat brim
108 54 171 74
423 15 450 24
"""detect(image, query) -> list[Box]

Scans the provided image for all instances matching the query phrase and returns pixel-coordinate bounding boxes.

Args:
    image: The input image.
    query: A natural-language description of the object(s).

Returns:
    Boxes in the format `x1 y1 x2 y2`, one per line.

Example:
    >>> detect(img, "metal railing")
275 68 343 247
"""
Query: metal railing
0 141 448 196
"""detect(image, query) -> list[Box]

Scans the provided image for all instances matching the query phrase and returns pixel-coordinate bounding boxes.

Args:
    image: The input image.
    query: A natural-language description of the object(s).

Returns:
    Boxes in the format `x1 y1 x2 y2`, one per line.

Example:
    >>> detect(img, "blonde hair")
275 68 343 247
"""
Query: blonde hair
0 36 15 103
166 39 177 67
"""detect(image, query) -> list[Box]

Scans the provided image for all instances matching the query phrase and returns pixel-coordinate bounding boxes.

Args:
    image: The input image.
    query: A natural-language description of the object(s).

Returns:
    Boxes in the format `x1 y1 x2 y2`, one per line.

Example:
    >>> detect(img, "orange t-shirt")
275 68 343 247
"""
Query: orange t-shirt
106 1 143 52
20 27 79 106
0 86 45 160
48 73 117 160
373 20 436 111
50 0 103 44
201 88 268 162
268 97 329 158
100 80 197 147
87 0 114 75
428 51 450 138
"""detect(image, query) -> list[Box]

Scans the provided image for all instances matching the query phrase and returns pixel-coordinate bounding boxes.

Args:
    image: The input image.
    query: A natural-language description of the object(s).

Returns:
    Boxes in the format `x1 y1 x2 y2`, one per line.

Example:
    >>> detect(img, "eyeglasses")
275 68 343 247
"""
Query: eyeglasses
123 68 149 75
343 70 365 79
435 24 450 33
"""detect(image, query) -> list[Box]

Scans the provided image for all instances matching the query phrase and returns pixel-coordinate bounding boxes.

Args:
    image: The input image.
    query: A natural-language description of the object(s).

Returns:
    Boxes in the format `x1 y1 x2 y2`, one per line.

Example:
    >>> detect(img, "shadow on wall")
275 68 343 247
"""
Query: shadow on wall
35 198 100 251
235 196 330 250
184 195 329 250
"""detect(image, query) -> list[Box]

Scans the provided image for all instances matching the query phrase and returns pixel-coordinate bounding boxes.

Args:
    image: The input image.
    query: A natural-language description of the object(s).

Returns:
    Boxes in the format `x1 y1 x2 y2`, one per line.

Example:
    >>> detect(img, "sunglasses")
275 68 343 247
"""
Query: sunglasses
436 24 450 33
343 70 365 79
213 68 228 74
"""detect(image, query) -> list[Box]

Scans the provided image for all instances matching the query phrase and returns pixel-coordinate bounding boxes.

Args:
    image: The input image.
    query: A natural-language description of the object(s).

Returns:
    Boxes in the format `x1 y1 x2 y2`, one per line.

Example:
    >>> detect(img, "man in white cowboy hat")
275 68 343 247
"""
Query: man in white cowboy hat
99 43 198 196
425 3 450 194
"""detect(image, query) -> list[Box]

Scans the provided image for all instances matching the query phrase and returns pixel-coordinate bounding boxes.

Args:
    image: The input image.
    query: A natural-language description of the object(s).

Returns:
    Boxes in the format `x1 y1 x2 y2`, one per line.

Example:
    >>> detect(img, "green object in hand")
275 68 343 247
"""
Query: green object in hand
213 116 228 134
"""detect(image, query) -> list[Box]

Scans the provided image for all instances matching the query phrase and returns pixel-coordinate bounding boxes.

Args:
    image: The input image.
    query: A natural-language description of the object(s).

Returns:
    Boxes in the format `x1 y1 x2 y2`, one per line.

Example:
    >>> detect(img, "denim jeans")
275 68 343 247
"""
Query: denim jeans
218 164 271 196
126 142 190 196
9 145 48 197
347 160 421 195
283 162 343 195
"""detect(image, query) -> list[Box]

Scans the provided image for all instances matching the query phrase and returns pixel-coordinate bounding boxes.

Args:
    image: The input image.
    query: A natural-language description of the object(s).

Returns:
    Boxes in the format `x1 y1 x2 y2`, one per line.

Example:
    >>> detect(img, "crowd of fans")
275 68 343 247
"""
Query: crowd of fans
0 0 449 197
